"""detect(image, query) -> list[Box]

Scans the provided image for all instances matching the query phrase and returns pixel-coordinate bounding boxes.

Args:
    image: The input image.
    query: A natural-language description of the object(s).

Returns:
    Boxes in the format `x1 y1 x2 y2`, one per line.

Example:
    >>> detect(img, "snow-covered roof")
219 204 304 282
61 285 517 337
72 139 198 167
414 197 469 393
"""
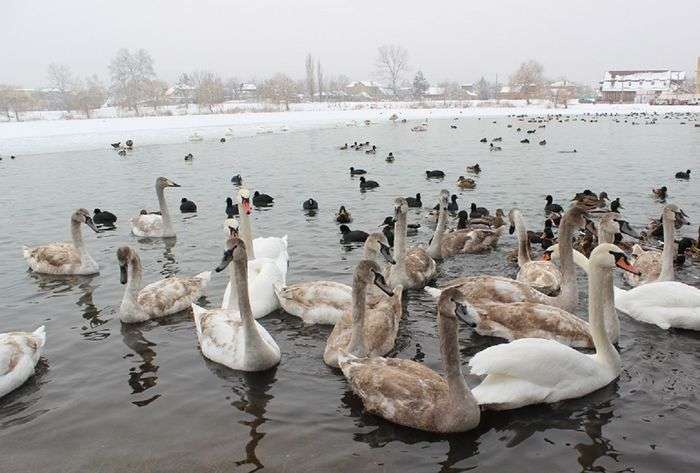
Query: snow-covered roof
601 70 686 92
241 83 257 91
346 81 383 88
550 80 576 88
424 86 445 96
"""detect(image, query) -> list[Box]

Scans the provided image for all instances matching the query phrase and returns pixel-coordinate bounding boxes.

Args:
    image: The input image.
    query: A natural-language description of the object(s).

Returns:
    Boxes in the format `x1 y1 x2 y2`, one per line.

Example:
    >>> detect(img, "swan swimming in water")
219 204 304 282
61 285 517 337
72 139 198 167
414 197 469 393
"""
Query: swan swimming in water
469 244 639 410
130 177 180 238
23 208 99 275
1 326 46 398
192 236 280 372
117 246 211 323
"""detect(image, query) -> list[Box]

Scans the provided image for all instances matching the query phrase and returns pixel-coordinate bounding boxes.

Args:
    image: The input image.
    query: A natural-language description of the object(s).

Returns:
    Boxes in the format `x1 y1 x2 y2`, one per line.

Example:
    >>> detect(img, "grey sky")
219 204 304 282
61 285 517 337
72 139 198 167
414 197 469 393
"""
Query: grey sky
3 0 698 87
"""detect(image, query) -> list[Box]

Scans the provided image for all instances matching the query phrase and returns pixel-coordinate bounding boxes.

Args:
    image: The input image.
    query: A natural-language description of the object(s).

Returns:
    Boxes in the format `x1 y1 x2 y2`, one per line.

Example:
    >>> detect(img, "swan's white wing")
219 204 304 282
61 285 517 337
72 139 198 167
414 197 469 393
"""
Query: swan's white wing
131 214 163 237
138 274 209 317
274 281 352 324
23 242 83 274
222 257 285 318
0 328 45 397
616 282 700 330
253 235 288 261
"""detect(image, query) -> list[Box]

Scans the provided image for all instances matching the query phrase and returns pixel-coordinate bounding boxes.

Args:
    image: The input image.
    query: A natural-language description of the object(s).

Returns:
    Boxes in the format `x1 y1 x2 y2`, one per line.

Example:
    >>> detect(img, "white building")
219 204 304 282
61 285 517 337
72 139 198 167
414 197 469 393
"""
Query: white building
599 70 686 103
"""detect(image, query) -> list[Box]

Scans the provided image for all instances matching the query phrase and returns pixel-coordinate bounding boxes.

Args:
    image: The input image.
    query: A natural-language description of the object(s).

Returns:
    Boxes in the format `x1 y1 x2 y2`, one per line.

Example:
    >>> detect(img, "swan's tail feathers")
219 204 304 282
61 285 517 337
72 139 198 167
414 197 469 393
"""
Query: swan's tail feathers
281 235 288 250
424 286 442 299
32 326 47 347
191 304 206 336
22 245 32 259
195 271 212 283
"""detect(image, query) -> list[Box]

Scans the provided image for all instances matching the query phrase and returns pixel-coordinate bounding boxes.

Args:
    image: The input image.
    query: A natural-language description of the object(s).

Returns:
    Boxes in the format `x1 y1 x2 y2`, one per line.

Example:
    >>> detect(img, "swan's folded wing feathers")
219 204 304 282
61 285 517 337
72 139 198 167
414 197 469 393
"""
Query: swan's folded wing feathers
27 243 81 267
131 214 163 235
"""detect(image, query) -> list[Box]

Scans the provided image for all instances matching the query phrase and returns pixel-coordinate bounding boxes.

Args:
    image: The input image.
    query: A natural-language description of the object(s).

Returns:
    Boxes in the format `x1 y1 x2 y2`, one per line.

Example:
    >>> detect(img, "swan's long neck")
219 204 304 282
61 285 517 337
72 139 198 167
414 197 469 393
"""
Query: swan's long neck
513 211 531 266
347 279 368 357
156 185 174 237
120 254 145 322
597 225 615 245
438 308 474 407
588 261 620 370
427 203 447 259
554 211 578 312
239 209 255 260
71 219 95 268
394 211 407 275
658 212 675 281
234 256 258 337
363 245 378 262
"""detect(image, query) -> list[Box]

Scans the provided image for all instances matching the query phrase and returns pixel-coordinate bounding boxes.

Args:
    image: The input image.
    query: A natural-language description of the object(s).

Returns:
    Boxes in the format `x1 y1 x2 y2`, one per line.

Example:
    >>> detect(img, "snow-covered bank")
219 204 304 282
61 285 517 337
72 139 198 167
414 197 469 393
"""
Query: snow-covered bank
0 103 697 156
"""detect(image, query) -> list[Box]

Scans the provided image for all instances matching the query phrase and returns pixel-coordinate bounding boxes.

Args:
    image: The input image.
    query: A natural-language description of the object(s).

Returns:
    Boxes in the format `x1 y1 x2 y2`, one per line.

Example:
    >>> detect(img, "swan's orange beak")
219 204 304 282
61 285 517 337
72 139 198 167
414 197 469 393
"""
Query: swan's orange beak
615 256 640 275
241 198 252 215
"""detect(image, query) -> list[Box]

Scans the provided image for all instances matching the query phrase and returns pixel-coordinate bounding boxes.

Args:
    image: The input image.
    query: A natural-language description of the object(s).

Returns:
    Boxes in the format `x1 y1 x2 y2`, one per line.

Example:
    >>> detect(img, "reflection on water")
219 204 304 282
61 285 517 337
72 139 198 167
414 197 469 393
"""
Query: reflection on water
0 360 50 429
120 324 160 407
207 362 278 472
136 237 178 277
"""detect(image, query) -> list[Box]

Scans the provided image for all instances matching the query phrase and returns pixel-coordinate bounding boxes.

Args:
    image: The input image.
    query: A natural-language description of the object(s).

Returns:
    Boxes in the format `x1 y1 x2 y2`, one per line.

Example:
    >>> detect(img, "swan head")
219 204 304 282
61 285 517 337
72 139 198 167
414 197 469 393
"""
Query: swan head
663 204 690 226
72 208 99 233
237 188 252 215
438 189 449 209
393 198 408 217
438 287 477 327
601 213 639 239
365 233 395 264
116 246 139 284
590 243 640 275
542 244 558 261
507 208 521 234
354 260 393 297
215 236 247 272
156 177 180 189
565 203 589 230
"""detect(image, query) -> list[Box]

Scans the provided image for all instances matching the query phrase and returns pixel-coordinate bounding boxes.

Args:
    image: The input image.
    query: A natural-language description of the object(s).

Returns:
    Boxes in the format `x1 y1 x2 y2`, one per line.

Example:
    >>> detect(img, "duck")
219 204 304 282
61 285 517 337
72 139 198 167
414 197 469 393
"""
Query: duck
340 225 369 243
405 193 422 208
446 194 459 213
93 208 117 226
192 236 280 372
509 209 561 295
539 140 547 145
125 139 133 149
610 197 623 213
130 177 180 238
520 138 530 144
225 197 239 217
302 198 318 211
652 186 667 199
450 124 458 129
180 198 197 213
118 149 127 157
231 174 243 185
574 191 608 209
545 195 563 214
349 167 367 175
429 191 505 258
385 198 437 289
0 326 46 398
427 204 589 315
117 246 211 323
624 204 688 287
336 206 352 223
359 176 379 189
252 191 274 207
219 137 226 143
338 287 479 433
466 164 481 174
365 145 377 154
275 233 395 325
110 142 121 149
675 169 691 179
386 152 395 162
469 203 489 219
457 176 476 189
456 210 470 230
323 260 402 368
489 143 502 151
492 137 502 142
340 143 348 150
184 153 194 161
480 137 487 143
468 244 638 410
426 170 445 179
23 208 99 275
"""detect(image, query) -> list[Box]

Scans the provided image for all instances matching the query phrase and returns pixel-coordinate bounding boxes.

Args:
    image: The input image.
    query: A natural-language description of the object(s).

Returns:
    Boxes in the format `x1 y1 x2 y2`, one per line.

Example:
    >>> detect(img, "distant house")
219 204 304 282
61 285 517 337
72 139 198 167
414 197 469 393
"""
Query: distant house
599 70 686 103
240 83 258 101
423 86 445 100
346 81 386 100
496 85 522 100
165 84 196 104
460 83 478 98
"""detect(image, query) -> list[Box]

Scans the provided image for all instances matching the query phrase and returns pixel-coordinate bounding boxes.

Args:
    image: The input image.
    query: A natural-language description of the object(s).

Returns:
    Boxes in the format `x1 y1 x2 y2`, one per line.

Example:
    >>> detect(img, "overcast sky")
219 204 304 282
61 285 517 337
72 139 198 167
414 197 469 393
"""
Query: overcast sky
3 0 698 87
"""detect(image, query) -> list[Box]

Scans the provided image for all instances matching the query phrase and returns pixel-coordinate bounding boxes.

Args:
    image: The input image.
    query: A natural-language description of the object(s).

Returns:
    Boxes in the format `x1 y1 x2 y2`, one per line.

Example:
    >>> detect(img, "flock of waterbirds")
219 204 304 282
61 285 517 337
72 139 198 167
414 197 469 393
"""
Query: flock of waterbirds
3 110 700 435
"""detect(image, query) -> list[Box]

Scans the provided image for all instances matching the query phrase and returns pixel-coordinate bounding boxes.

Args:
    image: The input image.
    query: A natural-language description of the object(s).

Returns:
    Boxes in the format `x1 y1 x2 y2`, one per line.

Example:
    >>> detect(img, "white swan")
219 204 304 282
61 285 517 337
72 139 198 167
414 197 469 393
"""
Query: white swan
192 236 280 372
189 131 204 142
338 286 480 433
1 326 46 398
236 188 288 266
509 208 561 295
117 246 211 323
324 260 402 368
385 198 436 289
23 208 99 275
130 177 180 238
624 204 688 286
274 233 394 325
469 244 639 410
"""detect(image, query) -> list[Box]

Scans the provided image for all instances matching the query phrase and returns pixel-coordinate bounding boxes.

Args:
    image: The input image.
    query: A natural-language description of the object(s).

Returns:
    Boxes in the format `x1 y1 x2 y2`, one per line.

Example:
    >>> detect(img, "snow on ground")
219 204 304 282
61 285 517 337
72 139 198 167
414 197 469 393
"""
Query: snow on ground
0 102 697 156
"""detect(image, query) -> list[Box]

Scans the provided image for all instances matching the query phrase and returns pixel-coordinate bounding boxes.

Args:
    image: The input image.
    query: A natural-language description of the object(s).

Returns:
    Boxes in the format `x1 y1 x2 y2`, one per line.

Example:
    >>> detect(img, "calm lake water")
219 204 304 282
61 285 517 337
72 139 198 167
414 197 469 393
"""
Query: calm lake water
1 114 699 472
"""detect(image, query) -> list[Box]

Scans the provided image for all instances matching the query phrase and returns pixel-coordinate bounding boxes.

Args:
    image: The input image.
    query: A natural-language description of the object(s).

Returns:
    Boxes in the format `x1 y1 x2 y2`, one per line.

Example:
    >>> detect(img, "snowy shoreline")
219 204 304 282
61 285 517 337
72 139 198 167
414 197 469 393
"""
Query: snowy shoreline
1 102 697 156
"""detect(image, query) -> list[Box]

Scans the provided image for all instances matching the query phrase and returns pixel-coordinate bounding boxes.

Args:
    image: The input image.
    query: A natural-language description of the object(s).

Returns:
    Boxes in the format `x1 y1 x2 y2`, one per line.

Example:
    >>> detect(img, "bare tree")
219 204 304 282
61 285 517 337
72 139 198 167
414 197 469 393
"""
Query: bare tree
47 63 77 112
262 73 298 111
413 70 429 99
305 54 315 101
143 79 169 112
225 77 242 100
73 75 107 118
0 86 33 121
375 44 409 97
316 59 324 102
109 48 156 115
193 71 225 113
510 60 546 104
